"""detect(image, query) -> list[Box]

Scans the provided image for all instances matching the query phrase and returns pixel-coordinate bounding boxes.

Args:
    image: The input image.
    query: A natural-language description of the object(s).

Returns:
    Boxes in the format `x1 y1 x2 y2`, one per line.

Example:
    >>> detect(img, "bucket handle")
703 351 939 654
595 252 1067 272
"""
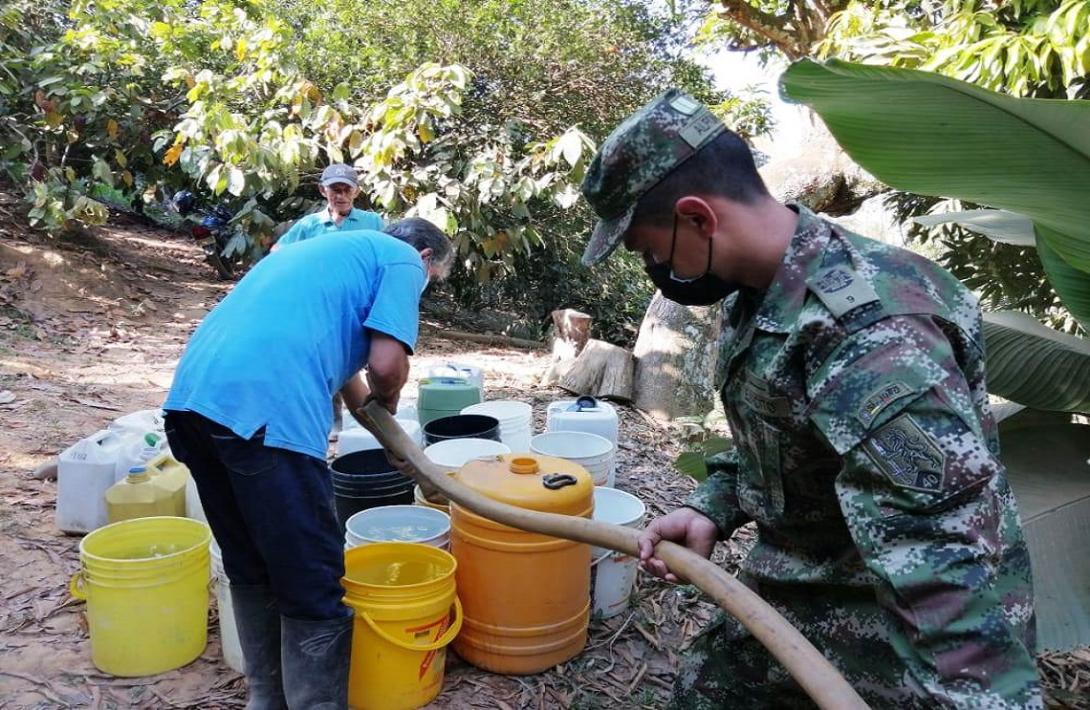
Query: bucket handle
69 572 87 601
359 598 463 652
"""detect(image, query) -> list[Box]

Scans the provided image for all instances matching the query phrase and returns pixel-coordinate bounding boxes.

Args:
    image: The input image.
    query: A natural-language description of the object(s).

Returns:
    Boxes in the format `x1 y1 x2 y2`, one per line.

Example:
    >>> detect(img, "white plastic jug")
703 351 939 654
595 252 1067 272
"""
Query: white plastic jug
56 429 129 534
108 409 165 439
546 397 619 447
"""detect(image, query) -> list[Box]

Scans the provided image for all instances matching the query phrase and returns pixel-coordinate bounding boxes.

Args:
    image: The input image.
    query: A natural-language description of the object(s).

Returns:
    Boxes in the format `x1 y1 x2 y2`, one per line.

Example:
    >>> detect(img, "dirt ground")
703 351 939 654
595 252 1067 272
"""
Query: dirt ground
1 191 1087 709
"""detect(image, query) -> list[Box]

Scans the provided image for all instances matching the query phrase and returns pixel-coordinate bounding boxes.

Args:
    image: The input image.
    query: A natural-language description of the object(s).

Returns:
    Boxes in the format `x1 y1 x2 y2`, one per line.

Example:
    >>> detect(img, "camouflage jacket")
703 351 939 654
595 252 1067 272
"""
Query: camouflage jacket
686 205 1040 707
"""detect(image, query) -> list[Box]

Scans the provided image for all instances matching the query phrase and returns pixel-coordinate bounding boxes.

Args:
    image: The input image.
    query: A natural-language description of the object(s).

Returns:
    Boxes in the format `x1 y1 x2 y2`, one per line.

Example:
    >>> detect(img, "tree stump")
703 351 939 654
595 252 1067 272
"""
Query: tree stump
632 292 721 421
541 309 593 385
558 339 634 401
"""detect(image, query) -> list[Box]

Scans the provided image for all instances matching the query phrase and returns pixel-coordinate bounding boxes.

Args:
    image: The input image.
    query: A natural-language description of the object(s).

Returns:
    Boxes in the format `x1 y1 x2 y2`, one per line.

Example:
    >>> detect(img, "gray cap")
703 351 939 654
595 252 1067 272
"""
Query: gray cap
320 163 358 188
580 89 725 266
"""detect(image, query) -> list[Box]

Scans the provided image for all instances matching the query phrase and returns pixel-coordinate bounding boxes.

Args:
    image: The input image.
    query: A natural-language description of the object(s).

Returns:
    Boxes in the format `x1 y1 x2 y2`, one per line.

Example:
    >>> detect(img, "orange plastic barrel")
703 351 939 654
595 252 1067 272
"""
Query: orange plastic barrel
450 454 593 674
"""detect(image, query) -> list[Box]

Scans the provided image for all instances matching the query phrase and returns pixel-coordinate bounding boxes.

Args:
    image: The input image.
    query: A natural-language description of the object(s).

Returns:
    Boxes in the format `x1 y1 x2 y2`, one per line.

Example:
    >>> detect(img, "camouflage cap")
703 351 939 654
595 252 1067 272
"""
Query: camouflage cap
580 89 725 266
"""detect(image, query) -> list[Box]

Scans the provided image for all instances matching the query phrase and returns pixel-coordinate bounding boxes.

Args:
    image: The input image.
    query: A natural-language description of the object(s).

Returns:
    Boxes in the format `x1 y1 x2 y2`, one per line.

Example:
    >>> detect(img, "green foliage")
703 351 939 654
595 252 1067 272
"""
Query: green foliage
781 58 1090 411
675 437 733 483
820 0 1090 98
0 0 762 340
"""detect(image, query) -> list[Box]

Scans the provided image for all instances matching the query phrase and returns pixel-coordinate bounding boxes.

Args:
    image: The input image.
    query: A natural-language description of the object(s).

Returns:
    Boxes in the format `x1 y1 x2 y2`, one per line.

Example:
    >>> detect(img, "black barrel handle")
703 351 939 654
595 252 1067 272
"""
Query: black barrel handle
542 473 578 490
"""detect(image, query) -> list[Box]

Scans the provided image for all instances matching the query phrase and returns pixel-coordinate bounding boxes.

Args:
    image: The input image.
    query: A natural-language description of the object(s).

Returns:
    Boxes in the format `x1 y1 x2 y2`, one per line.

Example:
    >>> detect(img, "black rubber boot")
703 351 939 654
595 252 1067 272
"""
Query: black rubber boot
280 614 353 710
231 585 288 710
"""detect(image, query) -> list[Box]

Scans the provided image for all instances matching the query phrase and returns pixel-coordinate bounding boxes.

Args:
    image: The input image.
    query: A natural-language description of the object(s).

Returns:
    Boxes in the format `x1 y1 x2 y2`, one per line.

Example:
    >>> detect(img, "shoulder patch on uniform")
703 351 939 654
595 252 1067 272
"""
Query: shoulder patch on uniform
857 381 915 427
807 265 880 318
864 414 945 492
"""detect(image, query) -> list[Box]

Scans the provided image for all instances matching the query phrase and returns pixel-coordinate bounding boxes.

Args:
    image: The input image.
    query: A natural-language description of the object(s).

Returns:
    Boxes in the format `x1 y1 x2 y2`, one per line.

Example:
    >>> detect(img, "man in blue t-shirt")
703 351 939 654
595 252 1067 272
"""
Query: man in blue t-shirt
272 163 383 251
163 218 452 709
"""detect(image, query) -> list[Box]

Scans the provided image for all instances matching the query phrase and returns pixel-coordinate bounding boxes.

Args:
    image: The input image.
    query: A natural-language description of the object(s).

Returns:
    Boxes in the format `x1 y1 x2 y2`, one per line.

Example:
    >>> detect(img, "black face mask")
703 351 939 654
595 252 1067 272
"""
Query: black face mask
643 215 738 306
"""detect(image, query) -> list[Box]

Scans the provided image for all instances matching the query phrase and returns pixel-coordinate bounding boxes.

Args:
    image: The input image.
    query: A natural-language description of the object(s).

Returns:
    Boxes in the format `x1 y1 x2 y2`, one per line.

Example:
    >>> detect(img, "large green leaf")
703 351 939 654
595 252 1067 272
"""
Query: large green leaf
982 311 1090 413
1037 225 1090 332
780 59 1090 274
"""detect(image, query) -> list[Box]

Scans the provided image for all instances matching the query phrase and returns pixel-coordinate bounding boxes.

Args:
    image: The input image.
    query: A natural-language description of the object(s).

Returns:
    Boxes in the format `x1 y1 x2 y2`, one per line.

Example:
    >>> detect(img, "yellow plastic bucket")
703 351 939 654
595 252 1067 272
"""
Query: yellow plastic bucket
70 516 211 677
342 542 462 710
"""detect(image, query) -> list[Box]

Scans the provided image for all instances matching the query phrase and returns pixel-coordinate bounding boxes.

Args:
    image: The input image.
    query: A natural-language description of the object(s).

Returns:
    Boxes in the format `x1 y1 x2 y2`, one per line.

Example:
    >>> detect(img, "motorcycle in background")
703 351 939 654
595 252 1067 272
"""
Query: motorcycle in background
169 190 244 280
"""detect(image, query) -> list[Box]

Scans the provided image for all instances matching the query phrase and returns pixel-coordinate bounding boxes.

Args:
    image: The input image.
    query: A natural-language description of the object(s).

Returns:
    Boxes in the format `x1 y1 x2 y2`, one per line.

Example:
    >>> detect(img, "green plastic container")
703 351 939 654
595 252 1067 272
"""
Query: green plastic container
417 378 482 425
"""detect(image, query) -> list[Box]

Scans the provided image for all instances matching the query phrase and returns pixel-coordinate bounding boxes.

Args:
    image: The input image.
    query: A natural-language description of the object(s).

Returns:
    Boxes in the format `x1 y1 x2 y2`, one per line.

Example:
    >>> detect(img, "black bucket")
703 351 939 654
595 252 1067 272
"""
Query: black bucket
329 449 413 529
422 414 501 446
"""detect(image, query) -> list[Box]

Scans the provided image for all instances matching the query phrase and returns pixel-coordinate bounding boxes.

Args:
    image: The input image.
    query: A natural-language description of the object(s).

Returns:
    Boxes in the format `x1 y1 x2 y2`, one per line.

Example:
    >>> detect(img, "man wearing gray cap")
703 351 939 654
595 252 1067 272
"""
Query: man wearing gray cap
582 89 1039 707
274 163 383 250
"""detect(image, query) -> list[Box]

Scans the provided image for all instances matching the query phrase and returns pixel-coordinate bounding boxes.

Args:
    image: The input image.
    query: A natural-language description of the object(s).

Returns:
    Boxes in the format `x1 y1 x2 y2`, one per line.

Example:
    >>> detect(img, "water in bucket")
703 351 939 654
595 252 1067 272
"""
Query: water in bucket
344 505 451 550
342 543 462 710
591 487 646 619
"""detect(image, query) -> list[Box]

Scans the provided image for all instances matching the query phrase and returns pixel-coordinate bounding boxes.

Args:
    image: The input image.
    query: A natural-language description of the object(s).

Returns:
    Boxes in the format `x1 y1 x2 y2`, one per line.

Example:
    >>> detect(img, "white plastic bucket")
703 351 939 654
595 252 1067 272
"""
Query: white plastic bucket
530 431 616 487
344 505 451 550
210 540 244 673
185 476 207 523
460 401 533 453
424 438 511 471
342 402 419 429
336 418 422 457
591 487 646 619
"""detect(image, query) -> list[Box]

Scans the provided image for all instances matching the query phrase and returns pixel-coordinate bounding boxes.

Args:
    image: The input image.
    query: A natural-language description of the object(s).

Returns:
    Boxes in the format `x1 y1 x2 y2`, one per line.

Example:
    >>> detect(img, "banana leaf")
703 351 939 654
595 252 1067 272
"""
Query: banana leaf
913 209 1036 246
983 311 1090 413
779 59 1090 275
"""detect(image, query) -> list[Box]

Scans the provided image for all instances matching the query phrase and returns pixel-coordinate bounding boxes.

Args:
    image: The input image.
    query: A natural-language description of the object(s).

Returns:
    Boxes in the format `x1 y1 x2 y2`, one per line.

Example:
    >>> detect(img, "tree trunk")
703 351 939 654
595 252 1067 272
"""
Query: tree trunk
758 114 883 216
541 309 593 385
632 292 721 421
558 339 635 401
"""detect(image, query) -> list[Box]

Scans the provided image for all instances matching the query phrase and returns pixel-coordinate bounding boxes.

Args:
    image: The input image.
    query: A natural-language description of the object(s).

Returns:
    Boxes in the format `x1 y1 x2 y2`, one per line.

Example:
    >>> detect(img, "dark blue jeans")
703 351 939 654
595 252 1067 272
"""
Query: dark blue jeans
164 410 348 621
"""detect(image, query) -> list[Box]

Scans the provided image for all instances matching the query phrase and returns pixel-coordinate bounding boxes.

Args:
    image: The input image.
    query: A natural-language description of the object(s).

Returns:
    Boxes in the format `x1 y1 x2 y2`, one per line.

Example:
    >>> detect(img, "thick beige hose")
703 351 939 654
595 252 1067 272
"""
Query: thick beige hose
358 402 869 710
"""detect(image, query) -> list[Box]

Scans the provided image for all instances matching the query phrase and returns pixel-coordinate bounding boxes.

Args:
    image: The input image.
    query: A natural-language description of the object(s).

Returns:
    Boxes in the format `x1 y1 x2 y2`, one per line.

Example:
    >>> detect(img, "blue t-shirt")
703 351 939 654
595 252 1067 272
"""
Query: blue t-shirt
164 231 425 459
277 207 383 247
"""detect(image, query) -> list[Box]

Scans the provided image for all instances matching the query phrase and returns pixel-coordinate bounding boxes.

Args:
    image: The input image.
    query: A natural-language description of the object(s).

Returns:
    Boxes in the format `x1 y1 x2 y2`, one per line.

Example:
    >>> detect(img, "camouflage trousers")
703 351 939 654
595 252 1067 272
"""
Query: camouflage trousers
669 577 924 710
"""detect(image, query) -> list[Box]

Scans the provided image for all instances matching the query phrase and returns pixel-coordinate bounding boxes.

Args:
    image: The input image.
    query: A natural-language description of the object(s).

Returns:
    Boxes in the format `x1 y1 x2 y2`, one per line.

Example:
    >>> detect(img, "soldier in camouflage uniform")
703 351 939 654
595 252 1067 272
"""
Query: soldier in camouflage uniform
580 89 1040 708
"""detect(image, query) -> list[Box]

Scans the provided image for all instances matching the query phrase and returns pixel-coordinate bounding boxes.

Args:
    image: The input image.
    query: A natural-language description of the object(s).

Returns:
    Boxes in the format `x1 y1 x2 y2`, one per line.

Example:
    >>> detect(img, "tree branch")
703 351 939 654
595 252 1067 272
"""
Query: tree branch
716 1 805 59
